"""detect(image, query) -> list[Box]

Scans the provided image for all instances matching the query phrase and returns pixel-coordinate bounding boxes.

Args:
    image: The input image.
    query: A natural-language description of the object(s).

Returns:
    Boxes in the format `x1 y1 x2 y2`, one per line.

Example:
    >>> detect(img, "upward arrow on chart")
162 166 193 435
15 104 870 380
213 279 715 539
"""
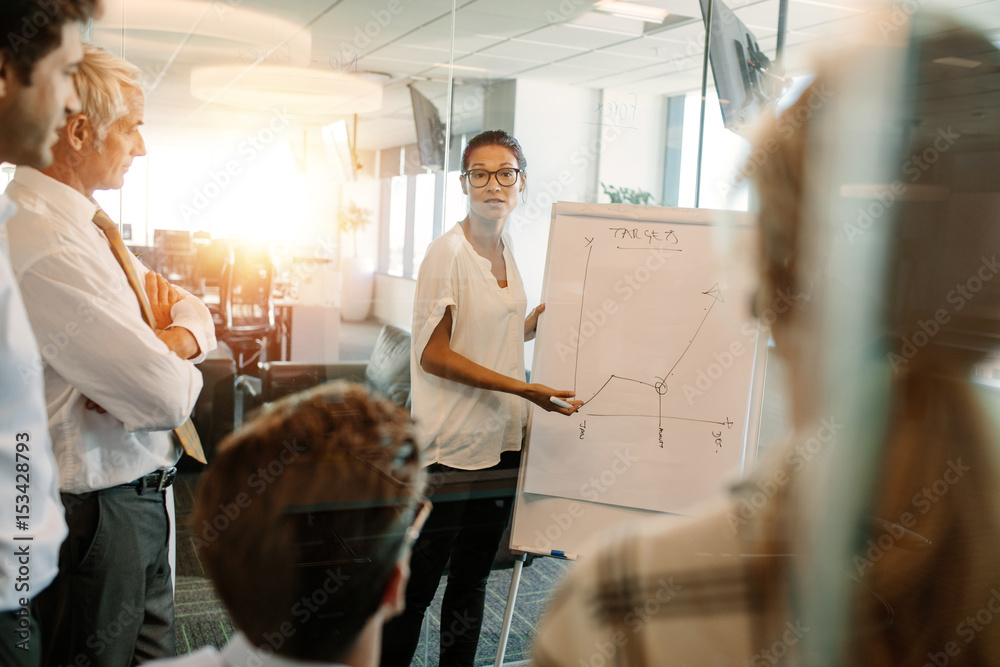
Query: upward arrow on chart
702 283 724 303
662 285 723 379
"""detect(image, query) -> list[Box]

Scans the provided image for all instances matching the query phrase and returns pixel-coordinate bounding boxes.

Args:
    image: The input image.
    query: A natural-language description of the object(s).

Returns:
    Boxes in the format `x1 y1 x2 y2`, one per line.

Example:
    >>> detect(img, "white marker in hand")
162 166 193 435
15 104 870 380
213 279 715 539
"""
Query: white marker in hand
550 396 574 409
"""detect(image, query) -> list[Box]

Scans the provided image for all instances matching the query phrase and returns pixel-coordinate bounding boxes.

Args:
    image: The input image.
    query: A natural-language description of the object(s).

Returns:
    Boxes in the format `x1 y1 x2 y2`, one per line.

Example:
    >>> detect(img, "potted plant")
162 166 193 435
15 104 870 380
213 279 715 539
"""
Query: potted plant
338 202 375 321
601 183 659 206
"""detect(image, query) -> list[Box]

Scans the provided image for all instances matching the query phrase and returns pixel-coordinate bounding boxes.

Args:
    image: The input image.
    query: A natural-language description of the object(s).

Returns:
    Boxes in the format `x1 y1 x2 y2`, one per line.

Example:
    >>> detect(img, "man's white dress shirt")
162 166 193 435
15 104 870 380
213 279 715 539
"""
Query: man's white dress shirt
5 167 216 492
410 223 528 469
0 192 66 612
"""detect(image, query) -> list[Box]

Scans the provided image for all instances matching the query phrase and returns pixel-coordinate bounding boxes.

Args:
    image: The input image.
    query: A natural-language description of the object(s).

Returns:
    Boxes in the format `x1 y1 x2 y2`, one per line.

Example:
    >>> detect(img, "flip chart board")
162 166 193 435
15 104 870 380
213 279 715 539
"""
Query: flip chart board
510 202 767 557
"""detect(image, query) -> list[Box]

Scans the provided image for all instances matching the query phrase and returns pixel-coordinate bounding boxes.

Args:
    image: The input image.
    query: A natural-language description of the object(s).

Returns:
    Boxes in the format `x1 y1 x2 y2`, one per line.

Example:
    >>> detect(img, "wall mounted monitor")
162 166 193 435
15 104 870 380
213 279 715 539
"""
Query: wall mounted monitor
699 0 782 133
408 84 446 171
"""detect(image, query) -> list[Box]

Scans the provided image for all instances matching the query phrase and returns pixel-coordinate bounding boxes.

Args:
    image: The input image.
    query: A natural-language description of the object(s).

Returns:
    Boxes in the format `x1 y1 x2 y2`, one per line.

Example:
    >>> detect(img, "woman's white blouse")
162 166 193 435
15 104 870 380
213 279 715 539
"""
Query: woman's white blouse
410 224 528 469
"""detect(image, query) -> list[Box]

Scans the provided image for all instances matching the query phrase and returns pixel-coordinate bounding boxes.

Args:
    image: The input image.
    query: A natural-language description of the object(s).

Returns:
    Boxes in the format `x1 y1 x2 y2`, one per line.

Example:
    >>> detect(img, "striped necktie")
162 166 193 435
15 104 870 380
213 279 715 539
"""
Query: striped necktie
92 208 207 464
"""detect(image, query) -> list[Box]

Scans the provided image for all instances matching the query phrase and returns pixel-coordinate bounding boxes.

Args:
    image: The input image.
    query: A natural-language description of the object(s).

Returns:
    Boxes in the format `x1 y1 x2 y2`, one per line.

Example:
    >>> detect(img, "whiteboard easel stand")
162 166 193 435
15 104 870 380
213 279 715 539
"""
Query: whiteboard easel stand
493 552 527 667
491 204 768 665
694 0 714 208
491 349 769 667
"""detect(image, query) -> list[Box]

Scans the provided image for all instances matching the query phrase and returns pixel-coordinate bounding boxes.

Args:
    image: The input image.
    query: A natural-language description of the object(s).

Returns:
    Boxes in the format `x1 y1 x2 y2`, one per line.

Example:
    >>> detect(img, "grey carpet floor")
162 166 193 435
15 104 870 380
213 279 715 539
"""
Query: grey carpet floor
172 472 571 666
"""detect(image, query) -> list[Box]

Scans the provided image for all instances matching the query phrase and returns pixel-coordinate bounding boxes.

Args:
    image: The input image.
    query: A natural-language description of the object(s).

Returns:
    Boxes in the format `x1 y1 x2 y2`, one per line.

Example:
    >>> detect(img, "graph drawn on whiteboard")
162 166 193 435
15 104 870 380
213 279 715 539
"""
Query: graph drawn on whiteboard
523 208 760 514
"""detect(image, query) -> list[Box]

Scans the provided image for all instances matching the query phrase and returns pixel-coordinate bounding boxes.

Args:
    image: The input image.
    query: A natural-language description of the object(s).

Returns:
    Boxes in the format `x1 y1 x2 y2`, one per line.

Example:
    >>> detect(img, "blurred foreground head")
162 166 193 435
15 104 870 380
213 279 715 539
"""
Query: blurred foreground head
0 0 96 167
746 13 1000 665
194 382 427 663
0 0 95 84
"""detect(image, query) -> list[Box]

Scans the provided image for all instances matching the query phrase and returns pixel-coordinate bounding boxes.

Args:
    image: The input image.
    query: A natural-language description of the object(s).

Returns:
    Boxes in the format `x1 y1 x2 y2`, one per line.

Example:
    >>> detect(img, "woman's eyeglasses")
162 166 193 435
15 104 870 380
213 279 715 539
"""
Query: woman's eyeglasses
463 168 520 188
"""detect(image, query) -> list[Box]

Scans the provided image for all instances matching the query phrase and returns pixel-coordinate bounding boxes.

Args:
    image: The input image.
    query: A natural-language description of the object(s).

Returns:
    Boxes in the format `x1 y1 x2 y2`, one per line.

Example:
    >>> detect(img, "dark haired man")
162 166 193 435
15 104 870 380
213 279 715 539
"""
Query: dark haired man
0 0 97 167
7 43 216 666
149 382 430 667
0 2 97 665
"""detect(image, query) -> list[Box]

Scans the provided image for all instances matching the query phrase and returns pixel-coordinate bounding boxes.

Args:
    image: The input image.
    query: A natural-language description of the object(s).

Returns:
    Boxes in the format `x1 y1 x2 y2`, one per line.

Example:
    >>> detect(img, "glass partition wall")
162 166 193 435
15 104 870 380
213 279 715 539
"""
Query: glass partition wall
84 0 872 500
44 0 1000 663
89 0 848 305
75 0 918 658
62 0 1000 310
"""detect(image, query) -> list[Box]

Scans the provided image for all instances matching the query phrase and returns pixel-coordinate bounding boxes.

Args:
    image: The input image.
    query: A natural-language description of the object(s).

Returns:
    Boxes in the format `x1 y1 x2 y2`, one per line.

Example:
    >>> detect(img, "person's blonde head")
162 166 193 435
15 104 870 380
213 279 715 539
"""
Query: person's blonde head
748 81 816 337
743 15 1000 666
72 44 142 147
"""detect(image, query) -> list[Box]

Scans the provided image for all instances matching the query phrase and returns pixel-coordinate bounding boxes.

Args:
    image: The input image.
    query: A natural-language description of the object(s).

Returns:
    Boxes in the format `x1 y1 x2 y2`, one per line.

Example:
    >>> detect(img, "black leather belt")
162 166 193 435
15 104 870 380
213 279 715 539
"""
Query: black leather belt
119 467 177 494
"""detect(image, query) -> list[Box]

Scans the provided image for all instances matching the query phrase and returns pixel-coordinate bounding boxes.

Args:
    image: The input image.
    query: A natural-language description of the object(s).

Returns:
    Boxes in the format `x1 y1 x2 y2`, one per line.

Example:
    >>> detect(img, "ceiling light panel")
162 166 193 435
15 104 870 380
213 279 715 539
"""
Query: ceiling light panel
595 0 670 23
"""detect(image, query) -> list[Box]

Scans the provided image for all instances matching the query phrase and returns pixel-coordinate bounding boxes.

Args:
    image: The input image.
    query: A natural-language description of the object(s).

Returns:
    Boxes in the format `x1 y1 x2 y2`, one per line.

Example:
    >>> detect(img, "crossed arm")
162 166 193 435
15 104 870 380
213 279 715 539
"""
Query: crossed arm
84 270 213 415
84 271 199 414
144 271 200 360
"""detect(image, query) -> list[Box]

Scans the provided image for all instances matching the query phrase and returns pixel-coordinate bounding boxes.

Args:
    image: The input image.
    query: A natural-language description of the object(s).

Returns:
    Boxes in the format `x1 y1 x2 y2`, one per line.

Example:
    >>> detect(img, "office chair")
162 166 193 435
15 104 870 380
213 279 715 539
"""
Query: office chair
219 245 275 376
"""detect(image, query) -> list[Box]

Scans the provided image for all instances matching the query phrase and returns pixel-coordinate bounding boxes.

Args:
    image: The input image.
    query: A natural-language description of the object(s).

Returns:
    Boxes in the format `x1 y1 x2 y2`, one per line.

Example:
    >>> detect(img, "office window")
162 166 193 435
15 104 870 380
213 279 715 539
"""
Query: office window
379 168 463 279
443 171 467 233
386 176 407 277
412 173 436 272
0 165 14 191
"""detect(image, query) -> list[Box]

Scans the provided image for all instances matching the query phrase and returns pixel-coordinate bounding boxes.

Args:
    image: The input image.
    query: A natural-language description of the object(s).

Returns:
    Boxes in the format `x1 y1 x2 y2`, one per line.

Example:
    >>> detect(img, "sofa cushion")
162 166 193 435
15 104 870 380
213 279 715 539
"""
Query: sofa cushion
366 324 412 407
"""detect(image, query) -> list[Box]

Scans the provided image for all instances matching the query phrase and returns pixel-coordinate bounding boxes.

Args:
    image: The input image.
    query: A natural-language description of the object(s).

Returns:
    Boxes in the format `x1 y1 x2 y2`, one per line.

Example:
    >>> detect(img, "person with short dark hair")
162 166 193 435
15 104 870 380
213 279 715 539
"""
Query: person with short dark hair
379 129 583 667
149 381 430 667
0 0 96 167
0 2 96 666
7 43 217 665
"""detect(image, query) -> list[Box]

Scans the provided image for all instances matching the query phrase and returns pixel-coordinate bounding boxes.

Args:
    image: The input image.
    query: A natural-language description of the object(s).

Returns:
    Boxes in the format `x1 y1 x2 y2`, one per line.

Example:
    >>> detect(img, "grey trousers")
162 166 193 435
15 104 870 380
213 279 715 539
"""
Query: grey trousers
35 486 175 666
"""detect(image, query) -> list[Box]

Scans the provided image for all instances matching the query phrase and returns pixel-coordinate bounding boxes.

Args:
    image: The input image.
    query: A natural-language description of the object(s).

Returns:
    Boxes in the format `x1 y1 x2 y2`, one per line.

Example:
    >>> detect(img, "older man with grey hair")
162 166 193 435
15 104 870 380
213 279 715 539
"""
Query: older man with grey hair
5 44 216 666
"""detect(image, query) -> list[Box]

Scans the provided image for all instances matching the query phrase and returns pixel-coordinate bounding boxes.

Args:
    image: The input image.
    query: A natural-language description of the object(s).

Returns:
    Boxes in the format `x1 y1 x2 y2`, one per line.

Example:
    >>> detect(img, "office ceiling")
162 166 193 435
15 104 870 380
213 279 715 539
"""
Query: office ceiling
92 0 1000 149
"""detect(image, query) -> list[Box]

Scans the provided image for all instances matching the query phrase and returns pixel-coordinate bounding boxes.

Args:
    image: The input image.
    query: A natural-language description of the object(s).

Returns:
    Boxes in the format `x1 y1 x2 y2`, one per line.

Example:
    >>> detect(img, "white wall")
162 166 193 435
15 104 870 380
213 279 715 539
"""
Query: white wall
511 79 600 312
373 273 415 331
596 88 668 204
